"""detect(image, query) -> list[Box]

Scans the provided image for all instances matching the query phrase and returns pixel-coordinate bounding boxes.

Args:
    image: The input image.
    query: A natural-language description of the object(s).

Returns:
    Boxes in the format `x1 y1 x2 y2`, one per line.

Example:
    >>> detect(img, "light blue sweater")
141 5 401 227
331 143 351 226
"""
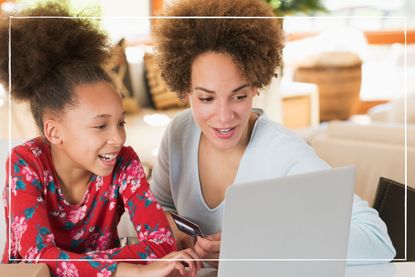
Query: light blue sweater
150 109 396 264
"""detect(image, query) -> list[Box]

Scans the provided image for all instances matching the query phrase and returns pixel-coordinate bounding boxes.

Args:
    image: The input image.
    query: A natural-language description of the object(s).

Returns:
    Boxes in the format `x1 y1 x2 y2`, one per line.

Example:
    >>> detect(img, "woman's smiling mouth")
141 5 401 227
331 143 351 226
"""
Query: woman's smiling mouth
213 126 237 139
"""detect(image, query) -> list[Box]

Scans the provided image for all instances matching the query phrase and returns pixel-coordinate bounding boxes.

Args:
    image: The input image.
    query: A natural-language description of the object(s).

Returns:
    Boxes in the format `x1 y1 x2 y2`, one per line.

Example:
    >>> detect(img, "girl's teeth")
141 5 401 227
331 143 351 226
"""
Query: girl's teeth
99 154 115 161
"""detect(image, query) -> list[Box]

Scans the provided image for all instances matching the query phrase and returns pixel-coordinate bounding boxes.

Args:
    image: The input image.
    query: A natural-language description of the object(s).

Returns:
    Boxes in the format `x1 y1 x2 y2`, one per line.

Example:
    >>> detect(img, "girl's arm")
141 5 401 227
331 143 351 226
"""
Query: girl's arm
3 149 173 276
115 149 176 260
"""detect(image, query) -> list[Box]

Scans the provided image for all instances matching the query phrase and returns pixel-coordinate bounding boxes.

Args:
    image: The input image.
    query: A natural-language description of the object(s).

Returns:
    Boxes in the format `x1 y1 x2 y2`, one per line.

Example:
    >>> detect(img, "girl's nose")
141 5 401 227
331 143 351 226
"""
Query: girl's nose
107 128 125 147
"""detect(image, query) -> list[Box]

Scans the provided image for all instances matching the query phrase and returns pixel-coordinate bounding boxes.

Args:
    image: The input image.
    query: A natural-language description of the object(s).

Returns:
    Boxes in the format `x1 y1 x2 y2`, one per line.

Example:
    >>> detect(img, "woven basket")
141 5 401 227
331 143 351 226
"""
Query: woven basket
294 63 362 122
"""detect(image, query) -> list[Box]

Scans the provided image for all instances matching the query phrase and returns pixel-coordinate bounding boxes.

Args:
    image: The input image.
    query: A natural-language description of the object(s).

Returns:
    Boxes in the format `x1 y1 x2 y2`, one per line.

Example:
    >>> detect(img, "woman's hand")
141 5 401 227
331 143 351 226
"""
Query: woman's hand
194 232 221 269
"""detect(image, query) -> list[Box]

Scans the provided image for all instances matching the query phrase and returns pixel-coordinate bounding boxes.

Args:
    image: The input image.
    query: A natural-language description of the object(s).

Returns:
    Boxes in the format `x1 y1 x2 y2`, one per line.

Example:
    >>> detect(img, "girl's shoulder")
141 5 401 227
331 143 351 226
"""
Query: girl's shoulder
11 137 50 163
113 146 145 174
116 145 138 164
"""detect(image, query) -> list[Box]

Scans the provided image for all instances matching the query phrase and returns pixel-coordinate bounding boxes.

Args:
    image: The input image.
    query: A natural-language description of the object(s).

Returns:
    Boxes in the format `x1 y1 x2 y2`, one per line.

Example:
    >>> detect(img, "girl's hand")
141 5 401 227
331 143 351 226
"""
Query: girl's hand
194 232 221 269
138 248 202 277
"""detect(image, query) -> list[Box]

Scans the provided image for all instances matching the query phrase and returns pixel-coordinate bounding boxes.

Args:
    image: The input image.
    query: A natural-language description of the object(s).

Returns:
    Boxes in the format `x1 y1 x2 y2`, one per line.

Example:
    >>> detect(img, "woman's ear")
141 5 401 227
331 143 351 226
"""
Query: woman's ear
180 92 190 105
44 119 62 145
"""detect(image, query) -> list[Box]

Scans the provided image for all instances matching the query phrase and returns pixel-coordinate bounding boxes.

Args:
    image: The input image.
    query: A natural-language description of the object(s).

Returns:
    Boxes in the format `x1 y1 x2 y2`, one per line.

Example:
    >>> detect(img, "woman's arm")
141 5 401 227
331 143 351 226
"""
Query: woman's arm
346 194 396 264
282 141 396 264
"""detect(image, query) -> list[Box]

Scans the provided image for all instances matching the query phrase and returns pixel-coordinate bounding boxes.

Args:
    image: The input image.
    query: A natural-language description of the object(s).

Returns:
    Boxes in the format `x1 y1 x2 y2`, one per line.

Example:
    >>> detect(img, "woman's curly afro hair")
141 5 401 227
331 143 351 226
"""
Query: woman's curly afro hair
0 2 112 131
154 0 284 98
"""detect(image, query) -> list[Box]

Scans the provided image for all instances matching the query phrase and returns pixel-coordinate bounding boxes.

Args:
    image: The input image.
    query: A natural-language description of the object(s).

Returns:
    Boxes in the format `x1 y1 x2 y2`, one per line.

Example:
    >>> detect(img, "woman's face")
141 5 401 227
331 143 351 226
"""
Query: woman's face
188 52 257 151
53 81 126 177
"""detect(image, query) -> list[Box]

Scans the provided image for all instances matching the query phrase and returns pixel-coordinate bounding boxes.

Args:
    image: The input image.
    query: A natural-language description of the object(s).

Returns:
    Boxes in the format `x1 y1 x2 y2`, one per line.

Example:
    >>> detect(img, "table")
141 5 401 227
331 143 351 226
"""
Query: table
1 261 413 276
196 262 415 277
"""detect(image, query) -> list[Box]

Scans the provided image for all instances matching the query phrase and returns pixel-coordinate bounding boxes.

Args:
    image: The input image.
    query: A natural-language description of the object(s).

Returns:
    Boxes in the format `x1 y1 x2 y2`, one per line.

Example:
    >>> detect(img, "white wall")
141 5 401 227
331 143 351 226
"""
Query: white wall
99 0 151 42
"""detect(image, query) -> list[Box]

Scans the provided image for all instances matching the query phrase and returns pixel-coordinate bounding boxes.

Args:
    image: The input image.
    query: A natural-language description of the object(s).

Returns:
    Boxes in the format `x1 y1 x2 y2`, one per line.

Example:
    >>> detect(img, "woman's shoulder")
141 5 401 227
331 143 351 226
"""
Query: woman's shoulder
253 113 301 144
251 114 318 156
169 108 194 128
165 108 197 139
251 113 329 174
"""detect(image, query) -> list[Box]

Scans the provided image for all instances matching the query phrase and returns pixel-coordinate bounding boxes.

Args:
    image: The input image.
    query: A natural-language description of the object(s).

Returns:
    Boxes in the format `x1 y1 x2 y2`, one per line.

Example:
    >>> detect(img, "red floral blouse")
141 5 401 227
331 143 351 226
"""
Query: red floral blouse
2 137 176 276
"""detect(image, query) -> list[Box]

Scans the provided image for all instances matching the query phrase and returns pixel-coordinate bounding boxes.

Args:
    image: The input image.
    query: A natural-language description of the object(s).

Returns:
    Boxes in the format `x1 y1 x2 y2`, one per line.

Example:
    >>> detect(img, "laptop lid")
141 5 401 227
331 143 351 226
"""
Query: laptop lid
218 166 356 277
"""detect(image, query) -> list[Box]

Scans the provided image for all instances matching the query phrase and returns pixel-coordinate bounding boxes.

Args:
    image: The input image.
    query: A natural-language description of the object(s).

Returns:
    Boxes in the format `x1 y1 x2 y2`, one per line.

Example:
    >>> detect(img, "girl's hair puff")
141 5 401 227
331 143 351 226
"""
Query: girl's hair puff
154 0 284 98
0 2 112 131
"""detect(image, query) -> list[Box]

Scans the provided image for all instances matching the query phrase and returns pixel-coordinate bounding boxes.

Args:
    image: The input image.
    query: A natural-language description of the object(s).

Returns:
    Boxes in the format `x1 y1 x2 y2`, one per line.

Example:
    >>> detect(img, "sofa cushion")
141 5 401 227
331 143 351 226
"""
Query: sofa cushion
309 121 415 205
326 120 415 147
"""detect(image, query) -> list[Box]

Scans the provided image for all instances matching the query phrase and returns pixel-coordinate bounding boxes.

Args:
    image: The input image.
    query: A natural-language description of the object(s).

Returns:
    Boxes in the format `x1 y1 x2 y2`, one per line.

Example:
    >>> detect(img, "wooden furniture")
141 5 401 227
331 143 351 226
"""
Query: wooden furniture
294 58 362 122
198 262 415 277
0 264 50 277
280 80 319 128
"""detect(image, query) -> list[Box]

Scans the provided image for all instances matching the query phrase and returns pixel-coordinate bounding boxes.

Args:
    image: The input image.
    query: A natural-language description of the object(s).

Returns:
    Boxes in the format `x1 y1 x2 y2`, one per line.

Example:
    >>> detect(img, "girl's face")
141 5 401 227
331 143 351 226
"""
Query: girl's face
188 52 257 151
53 81 126 177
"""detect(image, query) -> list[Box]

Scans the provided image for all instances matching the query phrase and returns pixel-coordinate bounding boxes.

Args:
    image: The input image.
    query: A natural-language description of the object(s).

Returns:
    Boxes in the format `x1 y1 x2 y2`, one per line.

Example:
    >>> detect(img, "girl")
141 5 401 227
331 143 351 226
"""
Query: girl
0 3 200 276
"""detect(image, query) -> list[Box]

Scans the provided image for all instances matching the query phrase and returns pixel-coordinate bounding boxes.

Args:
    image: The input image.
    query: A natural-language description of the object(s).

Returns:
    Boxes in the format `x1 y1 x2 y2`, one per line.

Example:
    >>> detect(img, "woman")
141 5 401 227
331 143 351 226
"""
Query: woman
0 3 200 276
151 0 396 267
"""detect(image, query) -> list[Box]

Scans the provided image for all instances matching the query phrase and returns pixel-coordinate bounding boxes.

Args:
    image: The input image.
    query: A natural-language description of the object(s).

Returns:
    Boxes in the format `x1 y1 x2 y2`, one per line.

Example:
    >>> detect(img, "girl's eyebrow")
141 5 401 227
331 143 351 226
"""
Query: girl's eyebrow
90 111 126 119
194 84 250 94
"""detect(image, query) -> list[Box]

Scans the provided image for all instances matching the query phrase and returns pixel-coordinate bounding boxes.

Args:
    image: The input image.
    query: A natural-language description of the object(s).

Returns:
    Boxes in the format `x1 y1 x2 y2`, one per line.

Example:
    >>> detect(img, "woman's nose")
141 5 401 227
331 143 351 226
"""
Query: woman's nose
216 100 234 123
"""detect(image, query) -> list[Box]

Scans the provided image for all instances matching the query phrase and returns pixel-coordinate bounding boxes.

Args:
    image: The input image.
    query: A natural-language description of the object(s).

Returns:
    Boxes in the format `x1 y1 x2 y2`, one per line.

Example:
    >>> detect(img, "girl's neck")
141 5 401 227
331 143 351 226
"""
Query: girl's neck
50 145 92 189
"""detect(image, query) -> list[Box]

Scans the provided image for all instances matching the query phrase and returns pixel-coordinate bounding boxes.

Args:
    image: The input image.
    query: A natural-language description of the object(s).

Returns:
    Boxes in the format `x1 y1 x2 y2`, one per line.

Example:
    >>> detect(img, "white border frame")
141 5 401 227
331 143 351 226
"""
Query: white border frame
7 15 408 263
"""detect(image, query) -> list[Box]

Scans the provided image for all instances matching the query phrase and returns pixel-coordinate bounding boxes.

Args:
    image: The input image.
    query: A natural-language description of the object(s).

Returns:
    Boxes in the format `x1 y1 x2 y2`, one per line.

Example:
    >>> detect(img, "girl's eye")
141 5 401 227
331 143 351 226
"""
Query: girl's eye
119 121 126 127
95 124 107 129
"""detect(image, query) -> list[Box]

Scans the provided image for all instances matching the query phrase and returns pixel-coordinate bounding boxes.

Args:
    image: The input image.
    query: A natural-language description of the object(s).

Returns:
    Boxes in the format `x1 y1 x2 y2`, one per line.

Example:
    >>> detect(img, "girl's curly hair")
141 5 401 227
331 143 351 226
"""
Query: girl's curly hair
0 2 112 131
154 0 284 98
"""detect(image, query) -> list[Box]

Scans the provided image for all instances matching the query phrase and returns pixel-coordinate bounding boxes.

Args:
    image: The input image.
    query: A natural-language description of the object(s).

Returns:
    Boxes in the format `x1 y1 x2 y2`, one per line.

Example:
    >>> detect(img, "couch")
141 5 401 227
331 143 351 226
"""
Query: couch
309 119 415 206
309 85 415 206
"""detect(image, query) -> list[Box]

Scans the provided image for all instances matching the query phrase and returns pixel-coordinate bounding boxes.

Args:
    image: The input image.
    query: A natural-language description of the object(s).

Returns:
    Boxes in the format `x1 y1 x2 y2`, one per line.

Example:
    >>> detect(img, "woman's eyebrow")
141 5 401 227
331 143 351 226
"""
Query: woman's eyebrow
194 87 214 93
194 84 250 94
232 84 250 93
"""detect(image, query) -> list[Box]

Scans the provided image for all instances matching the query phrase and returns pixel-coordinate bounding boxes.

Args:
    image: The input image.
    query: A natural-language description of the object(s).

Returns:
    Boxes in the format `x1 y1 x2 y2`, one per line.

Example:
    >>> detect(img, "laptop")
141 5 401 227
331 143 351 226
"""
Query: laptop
217 166 356 277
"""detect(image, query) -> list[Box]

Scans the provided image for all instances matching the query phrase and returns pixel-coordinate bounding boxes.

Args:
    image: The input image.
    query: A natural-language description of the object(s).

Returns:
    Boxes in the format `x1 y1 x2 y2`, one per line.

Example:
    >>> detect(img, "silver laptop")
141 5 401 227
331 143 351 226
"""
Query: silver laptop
217 166 356 277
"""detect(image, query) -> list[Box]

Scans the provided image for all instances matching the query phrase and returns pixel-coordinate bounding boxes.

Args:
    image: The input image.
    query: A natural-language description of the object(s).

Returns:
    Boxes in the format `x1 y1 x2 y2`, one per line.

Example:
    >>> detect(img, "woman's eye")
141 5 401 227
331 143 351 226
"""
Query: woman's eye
119 121 126 127
199 97 213 102
234 94 247 100
95 124 107 129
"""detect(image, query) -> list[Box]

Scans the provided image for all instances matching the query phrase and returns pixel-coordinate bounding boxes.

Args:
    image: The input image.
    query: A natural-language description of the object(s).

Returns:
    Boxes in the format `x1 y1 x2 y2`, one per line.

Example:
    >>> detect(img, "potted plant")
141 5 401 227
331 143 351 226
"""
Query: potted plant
263 0 326 16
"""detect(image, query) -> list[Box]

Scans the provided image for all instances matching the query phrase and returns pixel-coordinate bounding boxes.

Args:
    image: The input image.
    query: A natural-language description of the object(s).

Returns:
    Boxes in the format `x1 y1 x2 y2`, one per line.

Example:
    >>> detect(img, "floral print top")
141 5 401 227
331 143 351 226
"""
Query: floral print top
2 137 176 276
